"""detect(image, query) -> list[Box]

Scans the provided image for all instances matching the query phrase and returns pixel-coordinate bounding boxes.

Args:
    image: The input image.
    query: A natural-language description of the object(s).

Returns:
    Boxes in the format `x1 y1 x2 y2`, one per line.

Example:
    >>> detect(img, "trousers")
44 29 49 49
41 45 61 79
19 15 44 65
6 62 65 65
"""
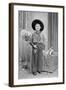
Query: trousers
32 45 43 73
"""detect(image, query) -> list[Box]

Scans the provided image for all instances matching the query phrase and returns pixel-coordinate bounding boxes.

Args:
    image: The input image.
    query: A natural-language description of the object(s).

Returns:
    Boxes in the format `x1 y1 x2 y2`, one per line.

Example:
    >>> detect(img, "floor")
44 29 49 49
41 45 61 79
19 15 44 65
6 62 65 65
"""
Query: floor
18 64 58 79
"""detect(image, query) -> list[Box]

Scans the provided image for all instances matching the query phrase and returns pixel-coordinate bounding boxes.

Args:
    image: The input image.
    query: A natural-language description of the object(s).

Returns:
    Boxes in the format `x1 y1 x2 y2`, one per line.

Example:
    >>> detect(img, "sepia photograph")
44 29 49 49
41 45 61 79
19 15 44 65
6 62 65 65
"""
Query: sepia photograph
9 3 64 87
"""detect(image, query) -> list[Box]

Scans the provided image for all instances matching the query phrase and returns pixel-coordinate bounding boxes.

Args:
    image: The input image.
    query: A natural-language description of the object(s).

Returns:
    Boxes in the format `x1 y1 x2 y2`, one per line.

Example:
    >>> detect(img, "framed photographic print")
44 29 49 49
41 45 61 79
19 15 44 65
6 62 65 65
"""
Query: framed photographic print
9 3 64 87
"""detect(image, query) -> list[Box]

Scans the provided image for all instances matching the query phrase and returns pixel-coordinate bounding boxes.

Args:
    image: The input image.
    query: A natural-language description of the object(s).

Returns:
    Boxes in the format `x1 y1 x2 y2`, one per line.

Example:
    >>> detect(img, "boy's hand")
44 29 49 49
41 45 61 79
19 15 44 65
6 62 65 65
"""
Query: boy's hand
34 45 37 48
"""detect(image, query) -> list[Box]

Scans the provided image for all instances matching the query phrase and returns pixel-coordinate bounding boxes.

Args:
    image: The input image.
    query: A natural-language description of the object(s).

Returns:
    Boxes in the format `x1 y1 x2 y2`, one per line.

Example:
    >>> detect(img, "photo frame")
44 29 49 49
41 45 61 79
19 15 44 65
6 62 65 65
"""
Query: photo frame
9 3 64 87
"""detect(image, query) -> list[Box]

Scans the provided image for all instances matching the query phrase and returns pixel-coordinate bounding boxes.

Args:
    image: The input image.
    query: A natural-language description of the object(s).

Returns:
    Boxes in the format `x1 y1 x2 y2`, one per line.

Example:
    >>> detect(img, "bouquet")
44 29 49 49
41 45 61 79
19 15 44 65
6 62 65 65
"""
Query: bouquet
20 29 32 41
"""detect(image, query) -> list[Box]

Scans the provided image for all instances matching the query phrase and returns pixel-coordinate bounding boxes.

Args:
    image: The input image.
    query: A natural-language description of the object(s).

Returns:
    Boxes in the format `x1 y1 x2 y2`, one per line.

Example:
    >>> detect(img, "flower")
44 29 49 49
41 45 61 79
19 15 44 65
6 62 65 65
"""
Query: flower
20 29 32 41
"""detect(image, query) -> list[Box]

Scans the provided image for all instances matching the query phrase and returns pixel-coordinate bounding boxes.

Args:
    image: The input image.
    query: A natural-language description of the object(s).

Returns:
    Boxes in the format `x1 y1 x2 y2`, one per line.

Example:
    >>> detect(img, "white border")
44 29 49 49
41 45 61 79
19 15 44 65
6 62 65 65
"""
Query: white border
14 5 63 85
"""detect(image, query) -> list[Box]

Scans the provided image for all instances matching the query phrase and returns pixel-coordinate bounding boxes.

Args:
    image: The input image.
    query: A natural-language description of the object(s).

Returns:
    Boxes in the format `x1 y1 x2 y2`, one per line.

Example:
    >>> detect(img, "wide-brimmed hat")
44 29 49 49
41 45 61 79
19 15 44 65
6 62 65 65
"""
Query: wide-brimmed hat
32 19 44 32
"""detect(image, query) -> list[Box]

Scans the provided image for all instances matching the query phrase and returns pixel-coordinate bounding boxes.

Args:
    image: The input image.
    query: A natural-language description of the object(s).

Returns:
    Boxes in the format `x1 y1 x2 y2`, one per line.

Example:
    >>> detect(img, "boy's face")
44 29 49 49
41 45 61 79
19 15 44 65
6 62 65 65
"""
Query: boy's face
35 24 41 33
